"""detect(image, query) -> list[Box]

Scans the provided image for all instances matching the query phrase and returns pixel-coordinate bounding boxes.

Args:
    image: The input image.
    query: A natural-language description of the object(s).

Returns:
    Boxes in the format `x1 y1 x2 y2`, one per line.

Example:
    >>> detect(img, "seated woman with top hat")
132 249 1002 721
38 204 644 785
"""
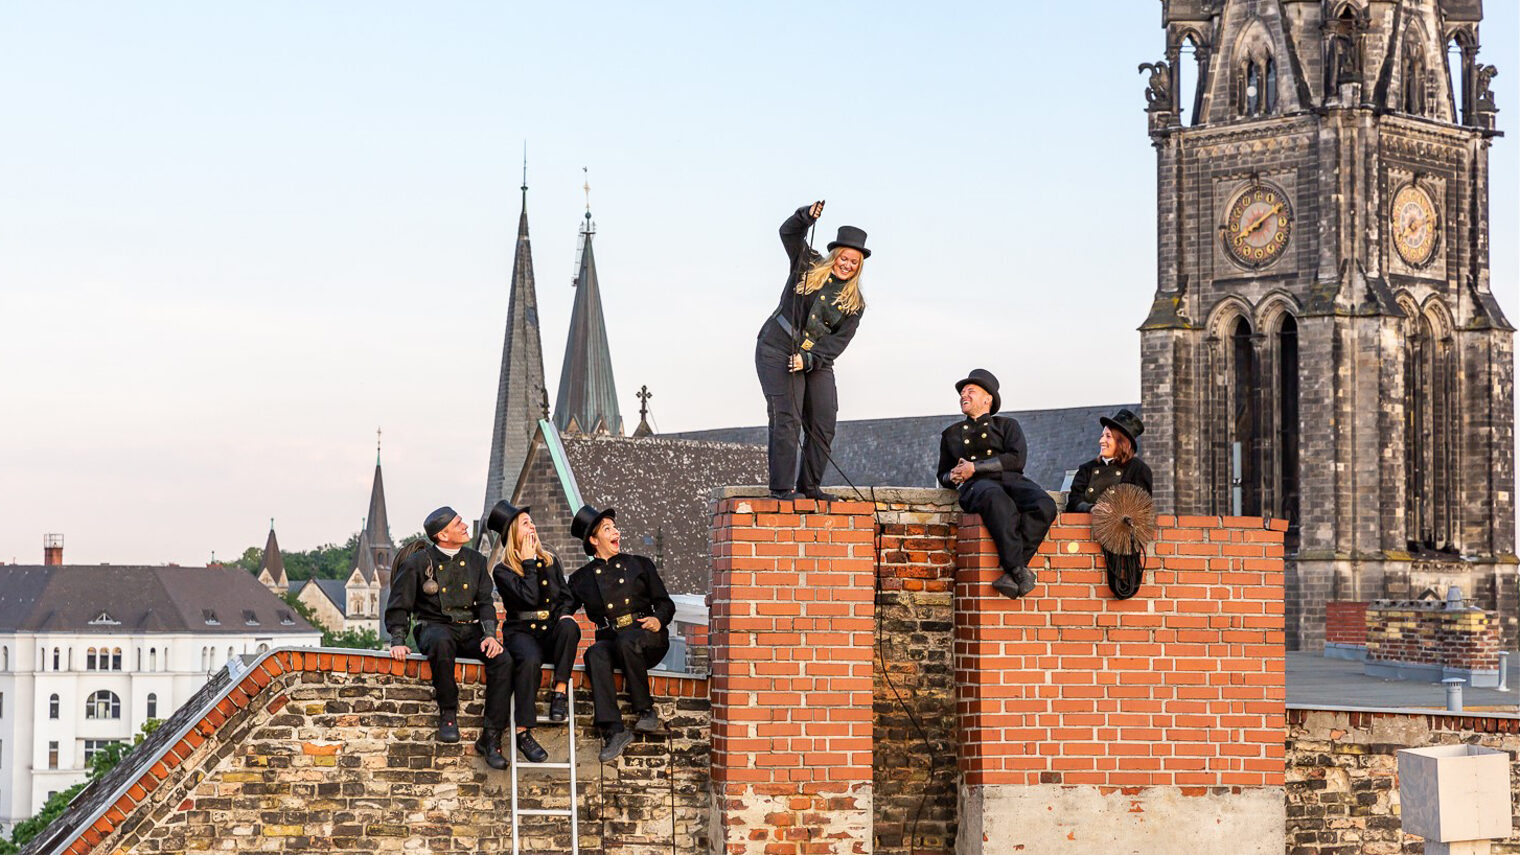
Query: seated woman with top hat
1064 408 1153 513
755 199 869 501
565 504 676 763
486 500 582 764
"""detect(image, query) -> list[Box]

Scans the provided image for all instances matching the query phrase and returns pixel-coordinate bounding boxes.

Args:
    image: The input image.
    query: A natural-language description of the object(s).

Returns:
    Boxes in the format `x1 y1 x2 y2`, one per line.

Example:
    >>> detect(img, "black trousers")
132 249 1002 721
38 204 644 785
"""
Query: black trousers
959 476 1057 572
755 334 838 493
416 622 512 731
583 627 670 735
501 618 582 729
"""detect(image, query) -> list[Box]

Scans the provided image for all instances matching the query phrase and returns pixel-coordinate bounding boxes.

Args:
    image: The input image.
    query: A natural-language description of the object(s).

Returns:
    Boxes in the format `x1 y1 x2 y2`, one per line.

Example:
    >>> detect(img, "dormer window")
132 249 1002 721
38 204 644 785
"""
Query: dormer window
202 609 220 626
1233 21 1279 118
88 610 119 626
277 610 295 626
243 610 260 626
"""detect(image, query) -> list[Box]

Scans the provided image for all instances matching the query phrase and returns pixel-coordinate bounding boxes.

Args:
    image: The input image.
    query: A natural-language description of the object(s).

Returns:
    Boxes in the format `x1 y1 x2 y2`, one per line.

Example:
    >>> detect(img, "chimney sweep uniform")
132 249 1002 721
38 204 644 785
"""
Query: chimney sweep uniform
1065 409 1153 513
486 501 581 742
754 202 868 499
937 370 1057 599
385 506 512 760
566 505 676 760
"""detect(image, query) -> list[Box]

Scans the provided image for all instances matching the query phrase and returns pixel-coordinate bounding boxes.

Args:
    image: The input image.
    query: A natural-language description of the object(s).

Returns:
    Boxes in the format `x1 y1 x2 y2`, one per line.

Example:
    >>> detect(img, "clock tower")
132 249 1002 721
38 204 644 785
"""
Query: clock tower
1139 0 1513 649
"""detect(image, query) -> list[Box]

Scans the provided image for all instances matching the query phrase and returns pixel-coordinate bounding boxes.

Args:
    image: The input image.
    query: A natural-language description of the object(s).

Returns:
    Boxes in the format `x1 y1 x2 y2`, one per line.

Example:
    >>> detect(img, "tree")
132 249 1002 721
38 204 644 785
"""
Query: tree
1 719 163 853
281 592 384 650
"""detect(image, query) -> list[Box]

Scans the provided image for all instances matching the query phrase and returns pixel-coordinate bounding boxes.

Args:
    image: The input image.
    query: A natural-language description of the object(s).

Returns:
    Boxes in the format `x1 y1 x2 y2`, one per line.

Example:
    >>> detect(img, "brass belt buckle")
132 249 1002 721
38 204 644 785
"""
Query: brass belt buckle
534 610 549 620
614 613 633 629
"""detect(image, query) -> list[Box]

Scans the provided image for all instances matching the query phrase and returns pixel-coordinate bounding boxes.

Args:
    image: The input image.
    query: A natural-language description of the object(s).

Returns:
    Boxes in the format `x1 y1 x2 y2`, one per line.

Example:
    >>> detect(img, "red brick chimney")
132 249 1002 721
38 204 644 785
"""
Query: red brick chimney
43 534 63 566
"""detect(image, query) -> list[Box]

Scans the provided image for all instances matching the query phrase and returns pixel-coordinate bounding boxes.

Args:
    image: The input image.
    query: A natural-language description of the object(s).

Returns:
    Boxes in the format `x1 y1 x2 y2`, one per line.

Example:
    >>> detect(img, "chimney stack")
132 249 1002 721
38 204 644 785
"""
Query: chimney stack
43 534 63 566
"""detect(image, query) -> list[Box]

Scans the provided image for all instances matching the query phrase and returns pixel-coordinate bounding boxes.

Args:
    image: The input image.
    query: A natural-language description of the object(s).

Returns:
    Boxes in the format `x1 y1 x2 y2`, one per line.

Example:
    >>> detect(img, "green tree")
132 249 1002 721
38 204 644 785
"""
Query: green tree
2 719 164 853
281 592 384 650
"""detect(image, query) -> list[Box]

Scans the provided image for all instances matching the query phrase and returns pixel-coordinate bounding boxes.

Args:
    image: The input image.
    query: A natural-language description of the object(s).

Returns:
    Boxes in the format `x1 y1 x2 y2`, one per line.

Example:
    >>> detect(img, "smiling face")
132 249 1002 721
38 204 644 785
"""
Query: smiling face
589 517 621 559
959 383 993 418
831 248 863 280
1099 426 1118 458
435 515 470 548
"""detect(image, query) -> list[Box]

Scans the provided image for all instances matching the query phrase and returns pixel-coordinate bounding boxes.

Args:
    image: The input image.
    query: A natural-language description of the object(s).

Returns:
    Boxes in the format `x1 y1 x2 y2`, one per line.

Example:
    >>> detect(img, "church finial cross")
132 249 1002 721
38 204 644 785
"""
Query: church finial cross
637 385 653 419
541 387 551 420
376 426 382 464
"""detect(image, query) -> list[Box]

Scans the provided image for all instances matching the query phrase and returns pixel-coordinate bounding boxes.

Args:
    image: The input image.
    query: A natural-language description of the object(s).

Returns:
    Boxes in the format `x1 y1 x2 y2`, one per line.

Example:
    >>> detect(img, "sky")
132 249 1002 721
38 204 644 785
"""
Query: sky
1 2 1515 565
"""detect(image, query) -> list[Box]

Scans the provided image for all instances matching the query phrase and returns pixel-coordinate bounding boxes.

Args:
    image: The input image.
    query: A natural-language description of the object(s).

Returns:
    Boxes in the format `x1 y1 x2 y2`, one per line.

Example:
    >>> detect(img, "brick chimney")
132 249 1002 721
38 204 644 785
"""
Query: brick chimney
43 533 63 566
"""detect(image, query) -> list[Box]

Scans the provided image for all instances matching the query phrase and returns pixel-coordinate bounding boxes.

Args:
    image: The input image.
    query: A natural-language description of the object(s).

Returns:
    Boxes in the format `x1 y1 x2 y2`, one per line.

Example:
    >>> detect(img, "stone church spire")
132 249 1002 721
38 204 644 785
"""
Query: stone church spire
483 164 551 516
364 431 394 575
255 522 286 595
553 174 622 436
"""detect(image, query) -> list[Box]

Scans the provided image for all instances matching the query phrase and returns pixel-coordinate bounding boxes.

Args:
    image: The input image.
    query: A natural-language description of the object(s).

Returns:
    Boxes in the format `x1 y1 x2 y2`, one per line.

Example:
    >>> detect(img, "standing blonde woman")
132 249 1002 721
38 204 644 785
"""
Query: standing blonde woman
486 500 581 764
755 200 869 501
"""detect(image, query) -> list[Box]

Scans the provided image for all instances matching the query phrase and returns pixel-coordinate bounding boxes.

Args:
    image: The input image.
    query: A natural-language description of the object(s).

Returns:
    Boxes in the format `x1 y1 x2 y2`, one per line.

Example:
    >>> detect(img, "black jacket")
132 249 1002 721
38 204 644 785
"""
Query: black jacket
761 206 863 371
1064 457 1154 512
567 552 676 641
937 413 1028 490
492 555 576 635
385 545 496 646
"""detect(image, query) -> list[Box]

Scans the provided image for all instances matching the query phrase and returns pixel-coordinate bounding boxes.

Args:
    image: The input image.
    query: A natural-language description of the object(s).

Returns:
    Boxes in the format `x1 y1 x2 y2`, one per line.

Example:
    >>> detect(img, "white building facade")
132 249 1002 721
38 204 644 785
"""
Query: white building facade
0 565 320 832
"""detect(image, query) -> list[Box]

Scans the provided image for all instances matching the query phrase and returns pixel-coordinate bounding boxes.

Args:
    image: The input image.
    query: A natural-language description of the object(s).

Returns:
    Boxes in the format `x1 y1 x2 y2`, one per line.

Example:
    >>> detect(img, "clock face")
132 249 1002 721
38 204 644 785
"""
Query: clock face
1391 183 1439 267
1222 183 1294 269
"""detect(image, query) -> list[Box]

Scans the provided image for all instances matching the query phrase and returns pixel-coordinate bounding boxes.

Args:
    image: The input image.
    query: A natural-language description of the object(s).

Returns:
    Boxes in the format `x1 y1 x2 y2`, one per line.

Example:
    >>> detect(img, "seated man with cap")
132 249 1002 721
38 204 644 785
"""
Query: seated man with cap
385 506 512 770
566 504 676 762
937 369 1058 600
1064 408 1153 513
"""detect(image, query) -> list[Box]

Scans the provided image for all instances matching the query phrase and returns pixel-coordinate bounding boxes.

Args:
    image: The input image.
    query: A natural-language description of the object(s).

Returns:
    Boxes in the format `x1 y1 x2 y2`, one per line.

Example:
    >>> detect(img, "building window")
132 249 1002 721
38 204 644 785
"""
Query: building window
1405 307 1457 551
149 649 157 672
147 693 158 719
83 740 122 765
111 648 122 671
3 645 8 671
47 741 58 770
85 690 121 720
1231 317 1262 516
52 648 59 671
203 609 220 626
0 692 4 717
1275 315 1301 532
49 694 59 719
85 648 97 671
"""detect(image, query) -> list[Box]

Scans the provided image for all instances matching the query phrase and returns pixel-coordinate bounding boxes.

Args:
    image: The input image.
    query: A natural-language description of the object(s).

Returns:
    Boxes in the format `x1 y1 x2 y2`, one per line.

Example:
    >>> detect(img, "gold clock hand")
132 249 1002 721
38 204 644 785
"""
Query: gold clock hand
1237 202 1286 240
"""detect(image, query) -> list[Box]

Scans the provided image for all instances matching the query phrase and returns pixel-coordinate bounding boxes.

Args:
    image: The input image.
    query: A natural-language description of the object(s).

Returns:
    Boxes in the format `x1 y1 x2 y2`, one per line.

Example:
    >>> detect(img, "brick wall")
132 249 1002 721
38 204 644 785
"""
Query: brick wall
1287 707 1520 855
61 650 709 855
1366 600 1502 672
870 490 959 855
955 512 1287 789
708 495 877 855
1325 601 1368 646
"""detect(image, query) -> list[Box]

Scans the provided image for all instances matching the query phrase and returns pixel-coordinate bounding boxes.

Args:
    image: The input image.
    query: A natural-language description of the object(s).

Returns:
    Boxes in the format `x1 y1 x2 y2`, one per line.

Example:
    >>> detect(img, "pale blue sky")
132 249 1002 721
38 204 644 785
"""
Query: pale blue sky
1 3 1515 564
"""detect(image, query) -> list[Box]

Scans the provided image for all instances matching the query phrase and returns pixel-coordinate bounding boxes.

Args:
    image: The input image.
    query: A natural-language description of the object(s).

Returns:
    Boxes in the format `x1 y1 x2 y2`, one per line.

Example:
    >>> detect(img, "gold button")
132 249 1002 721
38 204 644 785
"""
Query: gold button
596 569 602 574
963 439 970 445
619 578 625 584
530 623 538 631
542 579 548 586
625 598 630 605
462 583 468 590
442 587 448 593
962 425 968 430
458 561 464 567
981 433 987 438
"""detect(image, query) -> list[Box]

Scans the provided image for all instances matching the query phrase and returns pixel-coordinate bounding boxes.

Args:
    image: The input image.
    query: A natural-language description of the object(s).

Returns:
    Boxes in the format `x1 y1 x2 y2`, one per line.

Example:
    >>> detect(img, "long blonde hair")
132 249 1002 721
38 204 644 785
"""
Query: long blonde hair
795 248 866 315
489 514 555 576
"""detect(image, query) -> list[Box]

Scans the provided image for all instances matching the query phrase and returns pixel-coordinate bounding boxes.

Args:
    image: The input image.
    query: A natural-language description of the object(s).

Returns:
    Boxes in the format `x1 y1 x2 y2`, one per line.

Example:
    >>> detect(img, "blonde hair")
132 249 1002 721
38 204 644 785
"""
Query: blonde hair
489 515 555 576
795 248 866 315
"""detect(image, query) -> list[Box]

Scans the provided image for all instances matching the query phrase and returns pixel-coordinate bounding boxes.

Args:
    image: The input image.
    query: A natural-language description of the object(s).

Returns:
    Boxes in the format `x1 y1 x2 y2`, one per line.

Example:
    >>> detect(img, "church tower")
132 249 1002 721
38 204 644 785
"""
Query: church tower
363 434 393 578
553 182 623 437
483 167 551 517
1140 0 1512 649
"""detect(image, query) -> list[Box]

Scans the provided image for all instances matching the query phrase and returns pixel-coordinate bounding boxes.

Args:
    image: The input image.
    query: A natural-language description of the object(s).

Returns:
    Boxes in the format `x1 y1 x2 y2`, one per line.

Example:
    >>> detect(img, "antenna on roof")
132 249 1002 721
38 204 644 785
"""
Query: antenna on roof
522 141 528 193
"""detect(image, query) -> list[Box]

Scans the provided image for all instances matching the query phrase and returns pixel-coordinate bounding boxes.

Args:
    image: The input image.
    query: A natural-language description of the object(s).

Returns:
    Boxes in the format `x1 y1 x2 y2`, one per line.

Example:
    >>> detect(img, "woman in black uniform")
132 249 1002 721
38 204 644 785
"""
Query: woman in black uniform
1064 409 1154 512
755 200 869 501
487 500 581 763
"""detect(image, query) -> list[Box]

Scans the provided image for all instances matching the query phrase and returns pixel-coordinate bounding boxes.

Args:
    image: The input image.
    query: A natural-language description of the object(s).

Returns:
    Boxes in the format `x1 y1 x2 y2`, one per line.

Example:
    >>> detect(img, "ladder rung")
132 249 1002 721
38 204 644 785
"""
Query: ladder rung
515 808 574 817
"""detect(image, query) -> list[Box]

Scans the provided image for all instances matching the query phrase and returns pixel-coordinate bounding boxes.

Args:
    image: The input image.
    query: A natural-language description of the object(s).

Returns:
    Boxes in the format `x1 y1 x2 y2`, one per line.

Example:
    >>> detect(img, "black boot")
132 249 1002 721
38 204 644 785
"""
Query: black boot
437 710 461 743
548 691 569 723
801 488 839 502
598 730 633 763
634 709 661 733
474 729 508 770
516 730 549 763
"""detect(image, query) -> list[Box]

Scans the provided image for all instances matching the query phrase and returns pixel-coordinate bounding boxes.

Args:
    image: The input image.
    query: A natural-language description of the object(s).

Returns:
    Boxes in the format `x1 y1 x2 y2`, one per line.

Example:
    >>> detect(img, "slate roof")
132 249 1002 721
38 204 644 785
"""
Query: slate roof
670 403 1142 493
292 578 350 616
365 459 393 552
512 426 767 595
553 218 622 436
256 527 286 587
0 565 317 634
483 185 551 518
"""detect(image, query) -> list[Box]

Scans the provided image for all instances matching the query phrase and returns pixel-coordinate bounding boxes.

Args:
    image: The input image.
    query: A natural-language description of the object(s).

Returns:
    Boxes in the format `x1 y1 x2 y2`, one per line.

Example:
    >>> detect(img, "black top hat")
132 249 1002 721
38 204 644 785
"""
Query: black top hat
1099 408 1145 447
485 500 530 539
954 369 1001 415
826 225 871 259
570 504 617 556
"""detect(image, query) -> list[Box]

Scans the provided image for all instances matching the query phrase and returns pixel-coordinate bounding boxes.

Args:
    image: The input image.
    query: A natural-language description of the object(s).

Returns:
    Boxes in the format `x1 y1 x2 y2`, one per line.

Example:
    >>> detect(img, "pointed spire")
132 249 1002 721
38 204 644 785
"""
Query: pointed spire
554 169 622 436
483 159 551 517
354 528 378 584
256 525 287 594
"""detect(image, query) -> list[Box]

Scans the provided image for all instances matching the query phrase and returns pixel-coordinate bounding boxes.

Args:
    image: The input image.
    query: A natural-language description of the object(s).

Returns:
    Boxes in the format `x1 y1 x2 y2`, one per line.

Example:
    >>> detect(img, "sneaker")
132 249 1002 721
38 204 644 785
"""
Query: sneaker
473 729 507 769
516 731 549 763
598 730 633 763
437 712 461 743
634 709 661 733
548 691 569 723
